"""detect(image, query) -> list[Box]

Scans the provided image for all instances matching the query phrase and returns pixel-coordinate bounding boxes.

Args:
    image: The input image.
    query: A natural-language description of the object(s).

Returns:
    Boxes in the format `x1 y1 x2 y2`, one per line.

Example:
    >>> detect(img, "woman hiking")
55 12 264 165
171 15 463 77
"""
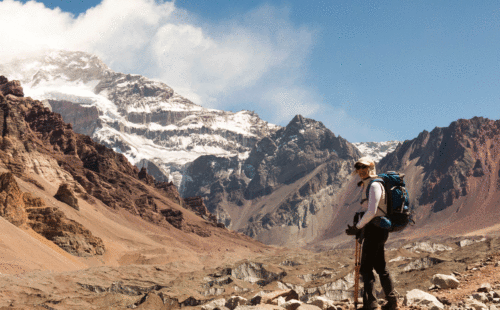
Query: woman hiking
346 157 399 310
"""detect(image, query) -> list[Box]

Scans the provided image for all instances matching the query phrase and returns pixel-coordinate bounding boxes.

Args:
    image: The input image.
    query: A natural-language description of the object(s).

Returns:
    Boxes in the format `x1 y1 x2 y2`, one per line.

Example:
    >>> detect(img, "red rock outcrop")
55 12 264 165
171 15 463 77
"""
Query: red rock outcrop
183 196 221 227
0 171 104 256
0 172 28 227
0 76 217 237
377 117 500 234
28 205 105 256
54 183 79 210
0 76 24 97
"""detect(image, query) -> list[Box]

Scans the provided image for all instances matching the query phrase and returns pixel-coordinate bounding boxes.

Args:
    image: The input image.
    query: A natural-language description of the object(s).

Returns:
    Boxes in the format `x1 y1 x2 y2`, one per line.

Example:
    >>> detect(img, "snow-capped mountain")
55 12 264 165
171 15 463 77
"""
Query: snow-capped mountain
0 50 279 191
353 140 400 162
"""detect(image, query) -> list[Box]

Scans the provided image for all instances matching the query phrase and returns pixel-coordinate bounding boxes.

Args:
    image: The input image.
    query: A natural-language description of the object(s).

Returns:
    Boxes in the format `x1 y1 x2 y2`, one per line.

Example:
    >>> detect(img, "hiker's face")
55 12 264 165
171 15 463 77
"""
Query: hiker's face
356 166 370 179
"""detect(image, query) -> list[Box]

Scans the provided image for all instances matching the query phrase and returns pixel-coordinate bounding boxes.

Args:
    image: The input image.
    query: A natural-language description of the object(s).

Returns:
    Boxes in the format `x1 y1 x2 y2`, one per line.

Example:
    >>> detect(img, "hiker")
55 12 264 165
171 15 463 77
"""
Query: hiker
346 157 398 310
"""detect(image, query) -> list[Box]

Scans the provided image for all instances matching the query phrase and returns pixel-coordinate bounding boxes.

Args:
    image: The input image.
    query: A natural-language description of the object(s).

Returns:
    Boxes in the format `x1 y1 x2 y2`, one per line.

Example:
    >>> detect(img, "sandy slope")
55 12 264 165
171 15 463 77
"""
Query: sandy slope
0 170 274 278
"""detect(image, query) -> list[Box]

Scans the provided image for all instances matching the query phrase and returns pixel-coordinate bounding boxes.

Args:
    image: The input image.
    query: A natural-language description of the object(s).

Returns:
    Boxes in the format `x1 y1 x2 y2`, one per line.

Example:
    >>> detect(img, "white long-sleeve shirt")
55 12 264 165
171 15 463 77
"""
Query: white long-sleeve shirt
356 181 387 229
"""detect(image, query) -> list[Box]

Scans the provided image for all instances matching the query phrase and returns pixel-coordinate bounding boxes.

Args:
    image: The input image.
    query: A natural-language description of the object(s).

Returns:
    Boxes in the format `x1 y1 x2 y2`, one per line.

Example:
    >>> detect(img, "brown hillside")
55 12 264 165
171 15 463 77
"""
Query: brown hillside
0 76 273 276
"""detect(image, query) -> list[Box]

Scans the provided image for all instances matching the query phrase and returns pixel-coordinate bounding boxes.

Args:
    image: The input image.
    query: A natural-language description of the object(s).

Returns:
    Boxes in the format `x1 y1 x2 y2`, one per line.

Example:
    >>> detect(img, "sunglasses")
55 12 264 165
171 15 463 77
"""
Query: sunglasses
355 163 368 170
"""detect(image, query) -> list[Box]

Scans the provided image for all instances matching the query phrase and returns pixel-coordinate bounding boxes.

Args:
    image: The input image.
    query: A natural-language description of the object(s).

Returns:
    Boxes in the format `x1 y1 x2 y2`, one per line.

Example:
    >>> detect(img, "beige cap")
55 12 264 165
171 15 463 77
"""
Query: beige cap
353 156 377 177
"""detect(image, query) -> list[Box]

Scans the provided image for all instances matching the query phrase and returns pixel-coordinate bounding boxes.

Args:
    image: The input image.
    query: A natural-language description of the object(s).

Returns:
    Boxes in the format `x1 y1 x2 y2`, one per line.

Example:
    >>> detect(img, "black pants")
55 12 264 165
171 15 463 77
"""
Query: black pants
359 223 394 309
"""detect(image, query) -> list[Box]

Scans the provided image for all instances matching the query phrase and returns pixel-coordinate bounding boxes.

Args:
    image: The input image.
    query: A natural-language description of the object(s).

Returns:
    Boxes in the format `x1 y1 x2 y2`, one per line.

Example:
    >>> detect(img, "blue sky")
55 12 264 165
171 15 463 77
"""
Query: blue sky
4 0 500 142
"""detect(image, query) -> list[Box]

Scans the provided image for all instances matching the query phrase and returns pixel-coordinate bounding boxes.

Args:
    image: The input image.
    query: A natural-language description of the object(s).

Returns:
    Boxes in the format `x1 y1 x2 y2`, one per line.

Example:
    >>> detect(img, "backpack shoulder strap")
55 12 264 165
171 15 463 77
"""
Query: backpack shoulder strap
360 178 385 208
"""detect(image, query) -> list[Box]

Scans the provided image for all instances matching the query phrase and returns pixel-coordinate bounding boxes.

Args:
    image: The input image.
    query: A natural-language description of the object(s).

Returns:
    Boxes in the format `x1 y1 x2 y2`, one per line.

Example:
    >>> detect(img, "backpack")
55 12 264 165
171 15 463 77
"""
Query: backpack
365 171 414 232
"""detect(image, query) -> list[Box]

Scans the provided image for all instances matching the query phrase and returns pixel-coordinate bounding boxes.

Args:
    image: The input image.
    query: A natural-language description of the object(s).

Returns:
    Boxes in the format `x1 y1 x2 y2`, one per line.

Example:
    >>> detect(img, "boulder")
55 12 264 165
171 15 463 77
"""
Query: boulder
235 306 285 310
282 299 302 310
404 289 444 310
307 296 335 310
478 283 492 292
226 296 248 310
472 293 490 304
202 298 226 310
261 290 299 304
432 274 460 289
297 305 322 310
465 298 488 310
54 183 79 210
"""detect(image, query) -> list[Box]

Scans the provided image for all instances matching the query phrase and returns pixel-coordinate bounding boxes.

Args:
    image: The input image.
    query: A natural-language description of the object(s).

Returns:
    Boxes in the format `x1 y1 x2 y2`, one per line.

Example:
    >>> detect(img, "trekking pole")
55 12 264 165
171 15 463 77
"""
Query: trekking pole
354 238 362 309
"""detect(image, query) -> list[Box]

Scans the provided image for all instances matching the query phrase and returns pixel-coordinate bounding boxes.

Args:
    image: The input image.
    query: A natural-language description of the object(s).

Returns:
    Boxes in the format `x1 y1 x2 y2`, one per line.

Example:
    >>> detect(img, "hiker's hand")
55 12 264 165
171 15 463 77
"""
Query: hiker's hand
345 225 360 236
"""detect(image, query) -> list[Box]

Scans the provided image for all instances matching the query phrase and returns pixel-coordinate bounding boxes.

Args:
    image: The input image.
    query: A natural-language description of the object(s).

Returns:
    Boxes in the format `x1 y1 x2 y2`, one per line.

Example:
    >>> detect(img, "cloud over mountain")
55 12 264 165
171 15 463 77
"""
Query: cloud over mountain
0 0 322 124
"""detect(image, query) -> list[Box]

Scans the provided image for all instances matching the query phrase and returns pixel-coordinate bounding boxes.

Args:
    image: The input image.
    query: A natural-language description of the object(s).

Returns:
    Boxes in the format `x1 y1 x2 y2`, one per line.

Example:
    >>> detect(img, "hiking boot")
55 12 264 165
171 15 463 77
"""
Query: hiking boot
381 297 399 310
361 300 380 310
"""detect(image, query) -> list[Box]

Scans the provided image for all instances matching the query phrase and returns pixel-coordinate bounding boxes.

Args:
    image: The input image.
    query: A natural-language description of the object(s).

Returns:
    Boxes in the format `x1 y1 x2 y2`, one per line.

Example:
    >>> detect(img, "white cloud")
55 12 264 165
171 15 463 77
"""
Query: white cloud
2 0 372 140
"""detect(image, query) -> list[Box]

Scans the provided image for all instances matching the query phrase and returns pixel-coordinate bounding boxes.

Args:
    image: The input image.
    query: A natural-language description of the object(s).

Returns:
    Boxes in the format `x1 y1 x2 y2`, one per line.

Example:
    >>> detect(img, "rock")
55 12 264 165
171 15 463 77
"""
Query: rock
134 292 165 310
282 299 302 310
472 293 490 304
307 296 335 310
297 305 322 310
261 290 299 304
495 262 500 267
0 172 28 227
404 289 444 310
231 262 286 286
138 167 155 185
490 305 498 310
432 274 460 289
0 76 24 97
493 291 500 298
402 242 452 253
275 297 287 306
202 298 227 310
54 183 79 210
478 283 493 292
466 299 488 310
183 196 219 225
28 206 105 256
235 306 285 310
437 296 452 306
402 257 444 272
456 238 487 247
226 296 248 310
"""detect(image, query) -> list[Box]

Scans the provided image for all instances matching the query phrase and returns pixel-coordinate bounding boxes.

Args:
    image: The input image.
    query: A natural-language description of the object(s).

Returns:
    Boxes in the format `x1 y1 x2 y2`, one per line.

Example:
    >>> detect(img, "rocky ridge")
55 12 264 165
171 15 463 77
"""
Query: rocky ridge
310 116 500 251
183 114 362 246
0 75 230 247
377 117 500 233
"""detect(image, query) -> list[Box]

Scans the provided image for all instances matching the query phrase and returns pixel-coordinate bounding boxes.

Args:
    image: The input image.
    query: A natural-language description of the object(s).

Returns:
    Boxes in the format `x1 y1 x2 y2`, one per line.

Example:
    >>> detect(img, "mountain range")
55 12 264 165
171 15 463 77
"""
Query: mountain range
2 50 500 250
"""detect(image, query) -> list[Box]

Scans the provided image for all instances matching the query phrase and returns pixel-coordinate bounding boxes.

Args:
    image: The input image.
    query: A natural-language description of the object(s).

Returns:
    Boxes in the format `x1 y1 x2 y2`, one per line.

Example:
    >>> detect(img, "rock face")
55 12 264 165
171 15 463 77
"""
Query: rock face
47 100 101 137
28 205 105 257
0 171 104 256
0 76 23 97
0 76 220 240
183 196 220 226
54 183 79 210
0 50 279 190
377 117 500 234
0 172 29 227
182 115 361 245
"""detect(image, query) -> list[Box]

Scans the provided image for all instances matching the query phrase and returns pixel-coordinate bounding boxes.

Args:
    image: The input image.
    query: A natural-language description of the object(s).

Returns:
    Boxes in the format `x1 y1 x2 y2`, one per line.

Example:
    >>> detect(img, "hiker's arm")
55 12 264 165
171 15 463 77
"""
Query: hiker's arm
356 182 383 229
